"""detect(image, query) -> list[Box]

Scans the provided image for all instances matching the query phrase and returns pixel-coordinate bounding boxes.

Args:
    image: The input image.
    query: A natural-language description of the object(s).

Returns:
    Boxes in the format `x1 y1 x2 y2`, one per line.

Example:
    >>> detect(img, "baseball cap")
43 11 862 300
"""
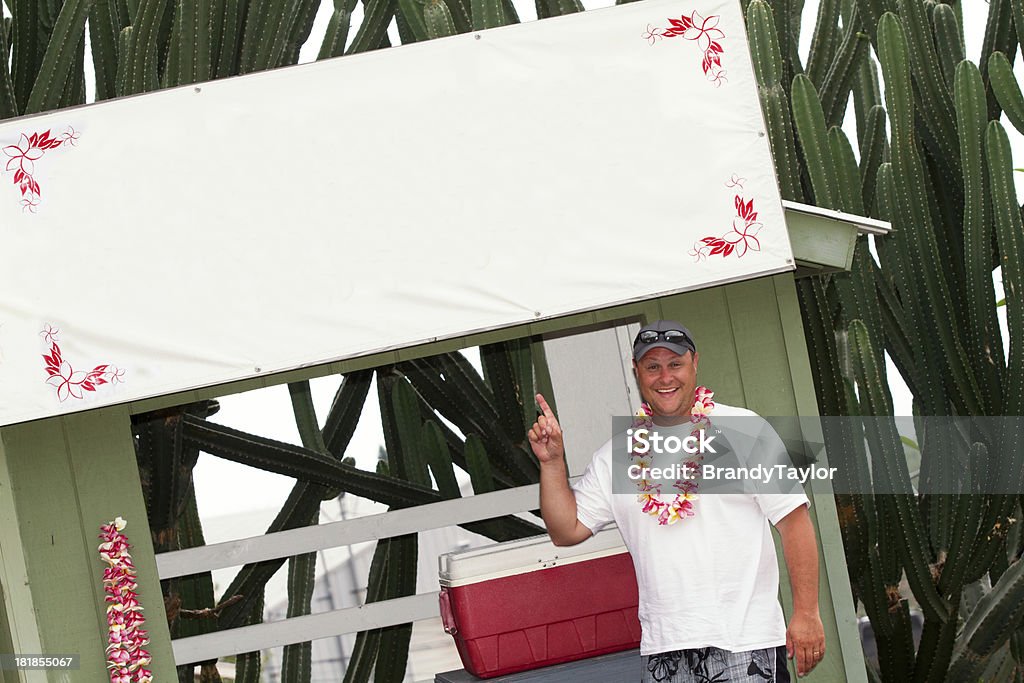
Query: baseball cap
632 320 696 361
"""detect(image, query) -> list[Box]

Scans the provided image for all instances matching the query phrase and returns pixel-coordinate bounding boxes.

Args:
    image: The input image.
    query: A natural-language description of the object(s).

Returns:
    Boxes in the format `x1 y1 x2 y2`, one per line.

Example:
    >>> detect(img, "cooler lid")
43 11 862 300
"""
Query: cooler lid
438 526 627 587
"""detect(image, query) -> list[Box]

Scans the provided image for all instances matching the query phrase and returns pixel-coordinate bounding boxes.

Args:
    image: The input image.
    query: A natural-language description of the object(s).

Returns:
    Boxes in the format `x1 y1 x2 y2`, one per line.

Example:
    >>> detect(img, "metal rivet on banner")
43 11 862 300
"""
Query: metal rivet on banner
758 131 765 137
194 87 202 93
475 34 481 40
255 366 261 372
534 311 541 317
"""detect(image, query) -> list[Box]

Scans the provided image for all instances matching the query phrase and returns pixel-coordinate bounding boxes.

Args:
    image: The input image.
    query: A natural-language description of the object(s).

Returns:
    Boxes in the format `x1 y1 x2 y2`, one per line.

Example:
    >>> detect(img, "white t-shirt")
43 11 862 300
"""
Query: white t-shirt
570 403 808 656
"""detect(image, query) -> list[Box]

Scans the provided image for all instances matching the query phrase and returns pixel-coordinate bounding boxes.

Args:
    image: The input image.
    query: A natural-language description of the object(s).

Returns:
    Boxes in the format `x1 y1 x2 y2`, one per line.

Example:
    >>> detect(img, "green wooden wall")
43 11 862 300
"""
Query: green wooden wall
654 274 864 682
0 583 17 683
0 272 862 681
0 409 176 682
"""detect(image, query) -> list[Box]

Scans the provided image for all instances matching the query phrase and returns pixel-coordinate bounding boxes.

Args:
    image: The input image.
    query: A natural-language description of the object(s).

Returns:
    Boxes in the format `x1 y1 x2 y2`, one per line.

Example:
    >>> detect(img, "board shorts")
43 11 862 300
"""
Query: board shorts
643 645 791 682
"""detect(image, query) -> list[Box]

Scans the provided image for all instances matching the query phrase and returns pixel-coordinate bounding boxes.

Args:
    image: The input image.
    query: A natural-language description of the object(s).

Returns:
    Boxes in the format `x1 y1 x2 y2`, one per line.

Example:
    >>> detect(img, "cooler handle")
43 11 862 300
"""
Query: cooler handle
439 587 458 635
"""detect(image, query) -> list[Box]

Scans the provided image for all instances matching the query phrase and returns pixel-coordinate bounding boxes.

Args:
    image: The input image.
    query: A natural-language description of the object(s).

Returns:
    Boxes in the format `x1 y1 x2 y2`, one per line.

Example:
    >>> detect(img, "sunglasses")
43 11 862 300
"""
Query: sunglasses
634 329 694 349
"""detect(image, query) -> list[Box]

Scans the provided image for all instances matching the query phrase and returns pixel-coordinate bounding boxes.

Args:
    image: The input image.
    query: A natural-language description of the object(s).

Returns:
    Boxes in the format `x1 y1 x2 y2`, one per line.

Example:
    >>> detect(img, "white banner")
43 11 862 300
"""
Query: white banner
0 0 792 426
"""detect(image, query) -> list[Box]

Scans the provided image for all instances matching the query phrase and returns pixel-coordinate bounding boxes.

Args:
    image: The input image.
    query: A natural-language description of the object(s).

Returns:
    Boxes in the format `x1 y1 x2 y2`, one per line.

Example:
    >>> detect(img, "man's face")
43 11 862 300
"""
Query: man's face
634 346 700 418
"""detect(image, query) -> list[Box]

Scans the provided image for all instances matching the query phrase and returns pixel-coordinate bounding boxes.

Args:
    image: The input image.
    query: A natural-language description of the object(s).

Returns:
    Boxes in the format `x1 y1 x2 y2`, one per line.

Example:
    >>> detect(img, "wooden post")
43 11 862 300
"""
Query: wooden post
0 408 175 681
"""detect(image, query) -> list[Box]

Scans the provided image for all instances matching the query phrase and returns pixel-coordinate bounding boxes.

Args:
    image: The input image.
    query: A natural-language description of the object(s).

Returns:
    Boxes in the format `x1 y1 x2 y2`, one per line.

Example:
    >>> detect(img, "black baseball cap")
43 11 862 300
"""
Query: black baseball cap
632 320 696 361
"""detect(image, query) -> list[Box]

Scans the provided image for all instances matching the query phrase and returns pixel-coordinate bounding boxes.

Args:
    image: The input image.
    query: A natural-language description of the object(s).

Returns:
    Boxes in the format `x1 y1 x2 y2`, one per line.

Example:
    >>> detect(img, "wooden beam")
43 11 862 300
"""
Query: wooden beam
157 483 549 579
782 200 891 235
0 437 44 683
783 201 890 277
774 275 868 681
172 592 440 664
0 410 176 681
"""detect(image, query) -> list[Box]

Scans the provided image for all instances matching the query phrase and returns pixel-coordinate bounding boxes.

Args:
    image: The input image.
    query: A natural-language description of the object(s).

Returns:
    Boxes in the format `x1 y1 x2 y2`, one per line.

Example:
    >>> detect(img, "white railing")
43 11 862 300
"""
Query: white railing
159 483 549 665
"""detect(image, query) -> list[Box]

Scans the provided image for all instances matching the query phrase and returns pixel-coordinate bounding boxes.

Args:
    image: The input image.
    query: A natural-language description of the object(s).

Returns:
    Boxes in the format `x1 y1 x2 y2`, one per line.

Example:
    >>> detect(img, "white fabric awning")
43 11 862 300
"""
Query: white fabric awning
0 0 792 426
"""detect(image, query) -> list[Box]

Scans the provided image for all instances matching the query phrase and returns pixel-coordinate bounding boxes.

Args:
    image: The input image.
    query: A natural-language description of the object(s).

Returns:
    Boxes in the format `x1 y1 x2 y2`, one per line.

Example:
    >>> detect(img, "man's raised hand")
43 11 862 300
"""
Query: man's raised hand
528 393 565 464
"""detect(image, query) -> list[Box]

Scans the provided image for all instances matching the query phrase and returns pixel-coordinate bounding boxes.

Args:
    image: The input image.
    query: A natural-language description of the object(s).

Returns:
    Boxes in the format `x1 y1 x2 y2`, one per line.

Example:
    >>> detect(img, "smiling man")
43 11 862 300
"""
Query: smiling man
529 320 825 682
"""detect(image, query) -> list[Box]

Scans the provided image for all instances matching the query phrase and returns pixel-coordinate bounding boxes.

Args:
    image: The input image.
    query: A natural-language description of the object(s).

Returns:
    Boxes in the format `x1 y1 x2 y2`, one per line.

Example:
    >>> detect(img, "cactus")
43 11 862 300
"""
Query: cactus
791 73 840 209
279 381 333 682
749 0 1024 678
232 595 266 683
423 0 458 39
989 51 1024 141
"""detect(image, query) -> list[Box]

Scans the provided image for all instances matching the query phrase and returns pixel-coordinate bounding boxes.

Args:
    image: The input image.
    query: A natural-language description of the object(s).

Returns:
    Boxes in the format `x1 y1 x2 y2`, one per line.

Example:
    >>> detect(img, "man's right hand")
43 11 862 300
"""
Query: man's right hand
528 393 564 464
532 392 591 547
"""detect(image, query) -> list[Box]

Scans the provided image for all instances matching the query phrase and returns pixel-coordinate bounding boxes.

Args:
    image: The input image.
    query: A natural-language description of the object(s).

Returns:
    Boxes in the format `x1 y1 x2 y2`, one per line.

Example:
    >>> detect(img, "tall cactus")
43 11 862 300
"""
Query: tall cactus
748 0 1024 679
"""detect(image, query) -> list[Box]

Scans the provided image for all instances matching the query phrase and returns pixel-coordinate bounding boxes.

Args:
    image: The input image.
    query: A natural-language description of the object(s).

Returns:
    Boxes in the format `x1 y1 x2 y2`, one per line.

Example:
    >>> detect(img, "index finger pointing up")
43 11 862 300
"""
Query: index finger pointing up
535 393 555 419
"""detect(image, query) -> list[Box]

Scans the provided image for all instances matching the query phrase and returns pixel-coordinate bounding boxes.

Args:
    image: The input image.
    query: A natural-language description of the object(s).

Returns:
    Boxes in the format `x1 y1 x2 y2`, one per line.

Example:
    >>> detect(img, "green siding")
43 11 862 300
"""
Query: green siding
0 434 43 683
0 409 176 681
0 581 16 683
775 275 866 680
654 275 864 683
787 210 860 274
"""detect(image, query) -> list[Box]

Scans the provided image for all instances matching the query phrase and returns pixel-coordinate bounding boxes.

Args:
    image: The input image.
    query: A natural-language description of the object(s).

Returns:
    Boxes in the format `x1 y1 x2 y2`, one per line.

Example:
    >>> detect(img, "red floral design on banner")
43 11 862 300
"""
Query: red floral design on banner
643 11 726 86
99 518 154 683
2 127 80 212
725 173 746 189
690 190 765 260
40 324 124 401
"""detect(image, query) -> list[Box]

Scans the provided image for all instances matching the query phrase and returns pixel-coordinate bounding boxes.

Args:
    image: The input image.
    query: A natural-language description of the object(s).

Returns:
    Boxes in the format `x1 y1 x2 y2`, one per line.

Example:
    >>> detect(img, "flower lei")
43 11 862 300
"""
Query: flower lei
631 386 715 525
98 518 153 683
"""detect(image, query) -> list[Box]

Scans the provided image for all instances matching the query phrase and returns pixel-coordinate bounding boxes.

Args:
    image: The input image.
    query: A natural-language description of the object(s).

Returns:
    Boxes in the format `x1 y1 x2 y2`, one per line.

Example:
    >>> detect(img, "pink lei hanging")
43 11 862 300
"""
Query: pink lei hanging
98 518 153 683
632 386 715 525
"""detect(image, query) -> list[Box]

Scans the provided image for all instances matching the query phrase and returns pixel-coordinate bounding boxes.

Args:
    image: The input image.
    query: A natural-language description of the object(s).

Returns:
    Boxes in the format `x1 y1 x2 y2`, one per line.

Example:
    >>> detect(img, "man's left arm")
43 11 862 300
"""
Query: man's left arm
775 504 825 678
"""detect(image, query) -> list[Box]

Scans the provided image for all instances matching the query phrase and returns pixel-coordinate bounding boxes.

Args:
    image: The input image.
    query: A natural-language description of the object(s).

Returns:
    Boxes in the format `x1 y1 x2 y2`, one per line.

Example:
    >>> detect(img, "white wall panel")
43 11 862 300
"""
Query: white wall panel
0 0 791 425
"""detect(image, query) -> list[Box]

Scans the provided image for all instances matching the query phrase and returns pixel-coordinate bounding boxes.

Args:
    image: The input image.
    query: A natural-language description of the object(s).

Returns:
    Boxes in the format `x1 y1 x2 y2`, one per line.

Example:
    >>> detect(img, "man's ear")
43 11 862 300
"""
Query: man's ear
692 351 700 371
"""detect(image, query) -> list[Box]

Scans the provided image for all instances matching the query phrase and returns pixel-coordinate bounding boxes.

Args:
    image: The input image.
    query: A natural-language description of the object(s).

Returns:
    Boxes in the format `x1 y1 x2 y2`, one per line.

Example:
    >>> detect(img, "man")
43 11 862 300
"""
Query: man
529 320 825 682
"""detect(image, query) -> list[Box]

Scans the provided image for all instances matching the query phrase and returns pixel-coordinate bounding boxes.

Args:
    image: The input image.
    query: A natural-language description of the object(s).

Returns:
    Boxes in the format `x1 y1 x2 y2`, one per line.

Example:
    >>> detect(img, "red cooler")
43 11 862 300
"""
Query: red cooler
438 527 641 679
